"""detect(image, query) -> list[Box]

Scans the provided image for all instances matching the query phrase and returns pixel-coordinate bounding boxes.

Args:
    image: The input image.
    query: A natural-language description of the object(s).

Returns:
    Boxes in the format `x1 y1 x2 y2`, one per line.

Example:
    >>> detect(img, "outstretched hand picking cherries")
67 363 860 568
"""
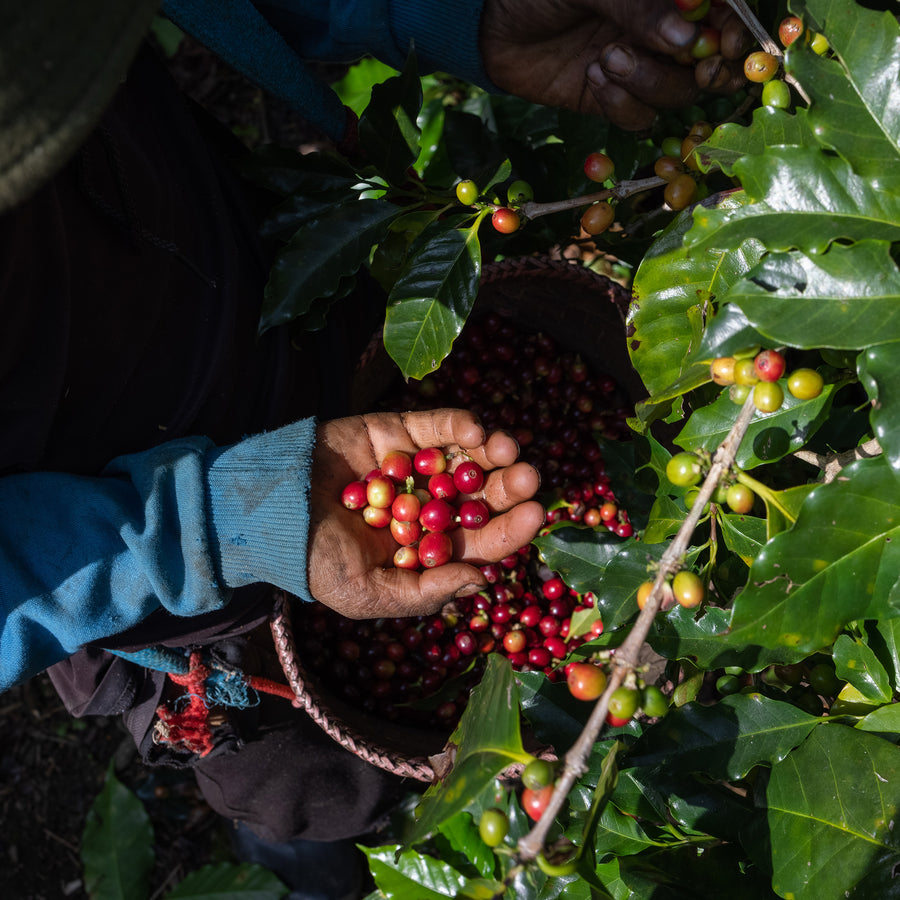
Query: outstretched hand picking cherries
480 0 750 130
307 410 544 620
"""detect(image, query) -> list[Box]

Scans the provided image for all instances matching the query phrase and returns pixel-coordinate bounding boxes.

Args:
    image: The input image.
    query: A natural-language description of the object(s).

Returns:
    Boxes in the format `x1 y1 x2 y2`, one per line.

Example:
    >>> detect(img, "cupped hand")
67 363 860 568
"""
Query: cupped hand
481 0 751 130
307 410 544 620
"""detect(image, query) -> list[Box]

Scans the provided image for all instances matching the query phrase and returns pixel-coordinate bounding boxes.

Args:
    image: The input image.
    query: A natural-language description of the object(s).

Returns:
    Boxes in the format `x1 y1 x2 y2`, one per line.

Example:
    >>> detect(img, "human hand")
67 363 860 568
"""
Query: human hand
481 0 751 130
307 410 544 619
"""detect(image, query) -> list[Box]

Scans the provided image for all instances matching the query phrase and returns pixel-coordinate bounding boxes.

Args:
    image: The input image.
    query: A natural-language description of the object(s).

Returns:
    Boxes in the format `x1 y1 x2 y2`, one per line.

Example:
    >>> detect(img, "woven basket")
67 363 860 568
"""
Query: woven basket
275 257 644 782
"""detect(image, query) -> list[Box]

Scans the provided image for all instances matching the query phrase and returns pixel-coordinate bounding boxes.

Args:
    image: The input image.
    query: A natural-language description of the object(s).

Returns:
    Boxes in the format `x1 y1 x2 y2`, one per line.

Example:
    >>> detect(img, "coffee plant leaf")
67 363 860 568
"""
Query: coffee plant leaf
766 724 900 900
858 339 900 475
675 382 837 468
532 526 629 591
726 241 900 350
434 813 497 880
870 617 900 694
260 198 399 334
855 701 900 734
653 773 758 843
696 300 768 361
700 105 816 176
406 655 529 846
238 145 359 196
165 863 286 898
81 763 154 900
647 604 796 672
790 0 900 193
629 199 763 396
718 512 767 566
363 845 503 900
726 456 900 655
832 633 893 705
626 692 821 782
687 148 900 255
332 57 398 117
642 495 686 544
358 51 423 185
384 219 482 379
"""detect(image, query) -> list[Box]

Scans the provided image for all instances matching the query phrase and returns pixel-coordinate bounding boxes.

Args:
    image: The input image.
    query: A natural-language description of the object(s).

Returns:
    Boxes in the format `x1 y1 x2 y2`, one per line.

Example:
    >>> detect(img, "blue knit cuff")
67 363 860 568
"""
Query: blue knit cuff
205 418 318 603
388 0 496 90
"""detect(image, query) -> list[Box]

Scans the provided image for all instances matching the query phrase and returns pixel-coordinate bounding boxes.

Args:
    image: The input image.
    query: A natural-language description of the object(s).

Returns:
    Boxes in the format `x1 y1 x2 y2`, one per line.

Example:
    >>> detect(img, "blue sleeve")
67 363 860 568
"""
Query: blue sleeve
0 418 317 691
162 0 492 141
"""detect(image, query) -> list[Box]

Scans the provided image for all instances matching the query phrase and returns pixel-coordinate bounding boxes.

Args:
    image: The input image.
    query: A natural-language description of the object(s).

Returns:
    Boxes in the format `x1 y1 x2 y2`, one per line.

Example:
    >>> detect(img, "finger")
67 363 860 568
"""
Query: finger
593 43 700 110
583 64 660 130
454 429 521 472
694 55 749 94
478 460 541 511
397 408 486 454
363 562 489 618
452 499 545 566
708 8 754 59
600 1 699 56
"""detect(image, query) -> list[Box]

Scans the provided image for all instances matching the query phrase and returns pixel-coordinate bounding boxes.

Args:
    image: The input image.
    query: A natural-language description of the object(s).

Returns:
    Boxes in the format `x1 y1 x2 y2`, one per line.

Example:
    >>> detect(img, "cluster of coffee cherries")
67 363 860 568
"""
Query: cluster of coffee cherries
744 15 830 109
395 310 634 536
652 120 710 211
710 348 824 414
667 448 758 517
293 551 599 728
341 446 490 571
456 177 534 235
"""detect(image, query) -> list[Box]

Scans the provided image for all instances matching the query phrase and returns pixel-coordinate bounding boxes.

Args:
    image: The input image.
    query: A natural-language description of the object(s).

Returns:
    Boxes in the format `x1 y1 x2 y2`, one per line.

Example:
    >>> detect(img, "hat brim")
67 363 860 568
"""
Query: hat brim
0 2 162 214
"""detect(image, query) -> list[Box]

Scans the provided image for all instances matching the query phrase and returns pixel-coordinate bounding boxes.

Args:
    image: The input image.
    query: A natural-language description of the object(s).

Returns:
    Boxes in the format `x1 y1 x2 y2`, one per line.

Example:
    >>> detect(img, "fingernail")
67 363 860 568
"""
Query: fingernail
660 12 699 47
601 46 635 78
454 583 484 598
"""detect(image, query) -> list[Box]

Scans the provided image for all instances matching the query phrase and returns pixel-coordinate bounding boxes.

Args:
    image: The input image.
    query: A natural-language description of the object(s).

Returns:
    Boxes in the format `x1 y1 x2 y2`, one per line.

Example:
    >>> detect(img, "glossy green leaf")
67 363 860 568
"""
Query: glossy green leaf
833 633 893 704
675 382 836 468
532 527 629 593
871 618 900 694
384 221 481 379
767 724 900 899
790 0 900 192
332 57 398 116
696 301 766 361
647 604 797 672
855 702 900 734
687 149 900 255
726 456 900 655
642 495 686 544
626 692 820 781
166 863 286 898
436 813 496 880
585 541 666 631
406 655 529 845
700 105 816 176
859 340 900 474
261 199 399 334
727 242 900 349
629 198 763 396
358 53 423 184
81 764 154 900
239 145 359 197
364 845 502 900
719 513 767 565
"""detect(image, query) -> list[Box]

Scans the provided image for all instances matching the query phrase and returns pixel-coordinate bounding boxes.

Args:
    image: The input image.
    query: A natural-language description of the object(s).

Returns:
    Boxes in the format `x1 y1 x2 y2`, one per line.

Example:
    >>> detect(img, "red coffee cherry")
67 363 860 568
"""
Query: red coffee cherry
453 460 485 493
566 662 608 701
458 499 490 530
754 349 786 382
418 532 453 568
522 785 555 821
779 15 803 47
380 450 413 482
366 475 396 509
583 152 614 183
492 207 520 234
341 480 367 510
414 447 446 475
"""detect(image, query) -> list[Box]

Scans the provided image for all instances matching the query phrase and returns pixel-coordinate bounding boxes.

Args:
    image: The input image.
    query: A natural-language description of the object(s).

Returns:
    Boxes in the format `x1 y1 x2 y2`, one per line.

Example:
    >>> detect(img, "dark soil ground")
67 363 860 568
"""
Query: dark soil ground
0 32 329 900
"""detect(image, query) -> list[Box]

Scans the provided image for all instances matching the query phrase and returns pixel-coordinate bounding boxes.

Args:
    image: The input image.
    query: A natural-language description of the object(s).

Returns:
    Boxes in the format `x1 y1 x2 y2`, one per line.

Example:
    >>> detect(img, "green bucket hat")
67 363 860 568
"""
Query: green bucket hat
0 2 161 214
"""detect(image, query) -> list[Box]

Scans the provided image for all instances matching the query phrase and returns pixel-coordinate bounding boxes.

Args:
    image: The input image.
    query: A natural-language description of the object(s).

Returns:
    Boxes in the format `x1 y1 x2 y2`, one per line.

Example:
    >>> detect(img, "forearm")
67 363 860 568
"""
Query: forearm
0 418 317 691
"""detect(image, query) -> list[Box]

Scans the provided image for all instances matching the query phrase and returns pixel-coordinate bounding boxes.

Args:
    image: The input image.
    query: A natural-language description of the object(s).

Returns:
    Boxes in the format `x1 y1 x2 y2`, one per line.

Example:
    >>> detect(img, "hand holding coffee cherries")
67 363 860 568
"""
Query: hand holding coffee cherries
307 410 544 620
480 0 750 130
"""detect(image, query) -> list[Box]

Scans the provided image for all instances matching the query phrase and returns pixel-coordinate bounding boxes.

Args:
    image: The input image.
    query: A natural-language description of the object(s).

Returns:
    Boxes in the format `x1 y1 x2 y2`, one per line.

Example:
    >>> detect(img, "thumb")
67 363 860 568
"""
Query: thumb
367 563 487 618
